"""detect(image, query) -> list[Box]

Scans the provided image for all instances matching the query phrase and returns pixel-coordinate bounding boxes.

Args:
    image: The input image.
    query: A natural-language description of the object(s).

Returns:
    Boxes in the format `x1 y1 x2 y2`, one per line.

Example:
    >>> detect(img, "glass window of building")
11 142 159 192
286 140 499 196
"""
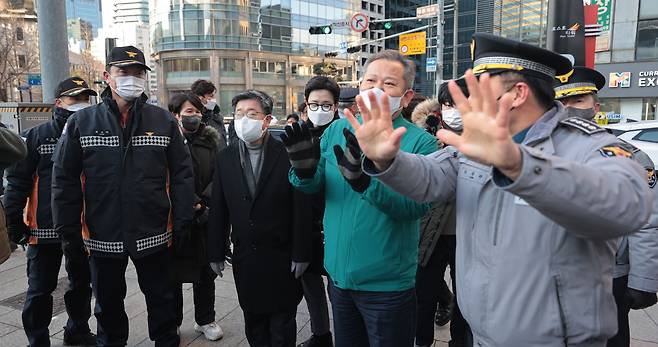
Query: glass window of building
640 0 658 20
220 58 245 78
637 19 658 60
220 85 248 115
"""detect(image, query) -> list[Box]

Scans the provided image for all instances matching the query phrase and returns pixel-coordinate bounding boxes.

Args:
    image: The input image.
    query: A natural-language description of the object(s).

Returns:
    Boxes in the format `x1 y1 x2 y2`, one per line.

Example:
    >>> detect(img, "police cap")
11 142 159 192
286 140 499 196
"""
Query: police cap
106 45 151 71
554 66 606 100
55 77 97 98
470 33 573 81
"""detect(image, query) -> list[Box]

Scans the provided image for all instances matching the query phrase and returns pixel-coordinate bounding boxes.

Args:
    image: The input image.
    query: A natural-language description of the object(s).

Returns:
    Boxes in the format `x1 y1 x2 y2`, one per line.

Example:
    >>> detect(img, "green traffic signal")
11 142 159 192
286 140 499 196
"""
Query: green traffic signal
323 26 332 34
383 22 393 30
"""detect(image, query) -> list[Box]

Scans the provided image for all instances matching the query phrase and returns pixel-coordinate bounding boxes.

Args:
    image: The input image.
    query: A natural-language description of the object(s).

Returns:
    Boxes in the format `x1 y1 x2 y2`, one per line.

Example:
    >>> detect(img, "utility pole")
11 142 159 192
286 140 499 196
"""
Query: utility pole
452 0 459 79
36 0 70 103
435 0 444 99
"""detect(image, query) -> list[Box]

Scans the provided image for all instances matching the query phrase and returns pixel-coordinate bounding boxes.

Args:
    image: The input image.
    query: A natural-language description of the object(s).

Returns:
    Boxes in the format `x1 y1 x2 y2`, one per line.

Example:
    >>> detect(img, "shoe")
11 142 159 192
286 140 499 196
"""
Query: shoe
194 322 224 341
434 306 452 327
63 330 96 346
297 332 333 347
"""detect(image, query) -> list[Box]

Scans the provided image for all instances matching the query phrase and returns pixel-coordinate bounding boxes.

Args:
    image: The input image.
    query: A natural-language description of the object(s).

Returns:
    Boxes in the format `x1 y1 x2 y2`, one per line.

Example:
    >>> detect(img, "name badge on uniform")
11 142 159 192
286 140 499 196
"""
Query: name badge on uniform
514 196 529 206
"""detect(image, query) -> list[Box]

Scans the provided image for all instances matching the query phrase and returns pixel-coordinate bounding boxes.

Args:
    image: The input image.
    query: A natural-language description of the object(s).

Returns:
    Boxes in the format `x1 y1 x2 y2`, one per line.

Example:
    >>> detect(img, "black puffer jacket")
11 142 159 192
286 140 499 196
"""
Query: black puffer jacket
171 125 221 282
52 89 195 259
4 108 71 244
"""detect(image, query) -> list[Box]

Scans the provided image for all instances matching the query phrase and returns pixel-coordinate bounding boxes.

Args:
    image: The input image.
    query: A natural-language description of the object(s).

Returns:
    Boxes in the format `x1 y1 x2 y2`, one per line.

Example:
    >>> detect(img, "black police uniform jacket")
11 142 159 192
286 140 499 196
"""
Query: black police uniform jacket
207 135 312 314
4 108 71 245
52 89 195 259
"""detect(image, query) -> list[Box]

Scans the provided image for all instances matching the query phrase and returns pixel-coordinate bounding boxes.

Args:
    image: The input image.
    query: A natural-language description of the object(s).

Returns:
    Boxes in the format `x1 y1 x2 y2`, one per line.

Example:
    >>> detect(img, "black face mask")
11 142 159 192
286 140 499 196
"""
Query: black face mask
54 107 74 126
567 107 596 120
181 116 202 132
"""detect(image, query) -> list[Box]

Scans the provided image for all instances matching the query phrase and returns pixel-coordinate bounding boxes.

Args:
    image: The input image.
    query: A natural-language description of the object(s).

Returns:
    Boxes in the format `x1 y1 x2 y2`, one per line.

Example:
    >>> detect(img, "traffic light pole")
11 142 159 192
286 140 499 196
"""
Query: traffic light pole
436 0 444 99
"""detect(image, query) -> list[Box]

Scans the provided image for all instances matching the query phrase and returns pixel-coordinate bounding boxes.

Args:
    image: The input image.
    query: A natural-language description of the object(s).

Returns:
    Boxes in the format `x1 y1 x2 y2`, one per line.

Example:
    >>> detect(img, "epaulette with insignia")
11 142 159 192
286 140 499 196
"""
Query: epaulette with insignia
560 117 607 135
618 139 641 154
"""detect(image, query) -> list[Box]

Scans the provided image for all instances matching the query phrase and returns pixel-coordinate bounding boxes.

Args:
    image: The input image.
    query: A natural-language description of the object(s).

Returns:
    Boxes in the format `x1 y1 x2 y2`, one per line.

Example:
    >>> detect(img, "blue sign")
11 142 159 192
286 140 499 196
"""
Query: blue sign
28 74 41 86
426 57 437 72
339 41 348 54
17 85 30 91
606 113 623 120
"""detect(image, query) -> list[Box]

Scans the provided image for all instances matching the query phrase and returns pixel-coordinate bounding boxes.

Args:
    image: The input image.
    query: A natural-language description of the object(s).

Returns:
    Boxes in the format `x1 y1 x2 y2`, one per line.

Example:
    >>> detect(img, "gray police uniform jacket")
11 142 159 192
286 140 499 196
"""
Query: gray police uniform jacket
612 142 658 293
365 103 652 347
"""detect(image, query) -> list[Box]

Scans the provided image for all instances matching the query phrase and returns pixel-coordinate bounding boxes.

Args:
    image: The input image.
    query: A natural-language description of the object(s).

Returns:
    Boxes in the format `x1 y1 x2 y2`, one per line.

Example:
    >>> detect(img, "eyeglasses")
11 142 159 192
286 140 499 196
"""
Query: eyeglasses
232 111 263 120
307 103 333 112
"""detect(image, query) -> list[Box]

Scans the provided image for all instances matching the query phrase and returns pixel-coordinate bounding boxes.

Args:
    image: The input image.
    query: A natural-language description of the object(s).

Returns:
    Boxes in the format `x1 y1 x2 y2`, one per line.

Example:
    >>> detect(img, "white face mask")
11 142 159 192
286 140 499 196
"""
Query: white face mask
235 116 264 143
64 102 91 112
205 99 217 110
441 108 463 130
111 75 146 101
308 108 334 126
359 88 403 116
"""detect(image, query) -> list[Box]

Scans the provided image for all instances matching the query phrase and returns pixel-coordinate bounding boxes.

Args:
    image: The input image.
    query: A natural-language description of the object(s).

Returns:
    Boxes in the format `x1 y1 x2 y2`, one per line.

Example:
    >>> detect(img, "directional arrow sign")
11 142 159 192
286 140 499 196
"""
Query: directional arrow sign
350 13 369 33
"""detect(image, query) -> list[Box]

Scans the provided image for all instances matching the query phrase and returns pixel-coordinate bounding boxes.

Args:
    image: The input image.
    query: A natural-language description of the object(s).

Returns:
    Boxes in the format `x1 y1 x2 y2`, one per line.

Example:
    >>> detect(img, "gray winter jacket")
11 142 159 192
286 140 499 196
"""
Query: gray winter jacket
364 103 652 347
612 142 658 293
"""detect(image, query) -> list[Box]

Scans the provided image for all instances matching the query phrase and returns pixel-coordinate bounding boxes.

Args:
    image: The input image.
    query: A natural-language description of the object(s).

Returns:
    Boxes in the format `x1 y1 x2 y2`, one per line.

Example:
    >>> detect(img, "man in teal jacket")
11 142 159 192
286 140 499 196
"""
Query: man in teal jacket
284 50 437 347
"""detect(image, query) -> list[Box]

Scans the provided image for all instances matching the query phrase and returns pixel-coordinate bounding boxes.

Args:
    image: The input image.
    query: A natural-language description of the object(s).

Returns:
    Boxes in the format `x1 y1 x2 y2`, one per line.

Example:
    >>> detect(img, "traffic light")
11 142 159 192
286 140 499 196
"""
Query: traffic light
346 46 361 53
309 25 332 35
369 21 393 30
325 52 338 57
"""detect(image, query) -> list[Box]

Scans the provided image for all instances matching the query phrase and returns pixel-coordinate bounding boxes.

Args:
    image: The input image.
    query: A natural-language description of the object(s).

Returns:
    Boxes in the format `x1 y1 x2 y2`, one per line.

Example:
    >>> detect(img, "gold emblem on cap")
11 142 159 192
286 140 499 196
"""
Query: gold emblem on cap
72 80 84 86
126 51 138 58
145 131 154 136
556 69 574 83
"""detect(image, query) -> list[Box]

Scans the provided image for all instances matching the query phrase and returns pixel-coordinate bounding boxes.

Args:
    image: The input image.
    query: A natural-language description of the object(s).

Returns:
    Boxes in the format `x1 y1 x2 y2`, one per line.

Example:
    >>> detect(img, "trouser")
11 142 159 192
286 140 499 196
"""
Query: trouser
89 250 179 347
301 272 331 336
415 235 470 347
23 243 92 347
243 309 297 347
172 264 217 327
607 275 631 347
328 280 416 347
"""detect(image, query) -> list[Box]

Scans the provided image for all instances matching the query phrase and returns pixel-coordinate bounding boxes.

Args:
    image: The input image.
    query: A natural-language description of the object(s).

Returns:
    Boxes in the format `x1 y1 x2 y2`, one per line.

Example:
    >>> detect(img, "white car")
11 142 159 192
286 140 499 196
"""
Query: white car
606 120 658 168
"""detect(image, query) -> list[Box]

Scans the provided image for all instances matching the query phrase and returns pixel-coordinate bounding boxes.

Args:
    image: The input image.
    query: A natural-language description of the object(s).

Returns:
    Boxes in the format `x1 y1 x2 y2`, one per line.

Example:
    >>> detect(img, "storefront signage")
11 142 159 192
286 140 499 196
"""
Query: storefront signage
596 61 658 98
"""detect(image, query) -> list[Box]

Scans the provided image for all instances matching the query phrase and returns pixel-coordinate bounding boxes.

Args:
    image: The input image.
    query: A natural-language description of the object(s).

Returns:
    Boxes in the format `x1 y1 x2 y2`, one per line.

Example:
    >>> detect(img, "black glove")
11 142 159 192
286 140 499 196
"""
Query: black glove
333 128 371 193
627 287 658 310
173 226 193 256
7 221 29 245
61 234 87 264
281 122 320 179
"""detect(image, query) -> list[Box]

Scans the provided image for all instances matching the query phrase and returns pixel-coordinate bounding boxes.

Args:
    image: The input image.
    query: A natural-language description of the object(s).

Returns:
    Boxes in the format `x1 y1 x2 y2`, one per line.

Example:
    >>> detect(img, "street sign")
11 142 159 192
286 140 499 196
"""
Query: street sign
28 74 41 86
17 85 30 91
333 20 350 28
426 57 437 72
339 41 348 54
350 13 369 33
399 32 427 56
417 4 439 18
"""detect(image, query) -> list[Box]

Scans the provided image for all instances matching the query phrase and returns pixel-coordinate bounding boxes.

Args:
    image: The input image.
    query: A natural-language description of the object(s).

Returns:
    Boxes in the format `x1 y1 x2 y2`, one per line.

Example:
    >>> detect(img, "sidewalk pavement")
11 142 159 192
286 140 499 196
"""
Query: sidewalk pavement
1 249 658 346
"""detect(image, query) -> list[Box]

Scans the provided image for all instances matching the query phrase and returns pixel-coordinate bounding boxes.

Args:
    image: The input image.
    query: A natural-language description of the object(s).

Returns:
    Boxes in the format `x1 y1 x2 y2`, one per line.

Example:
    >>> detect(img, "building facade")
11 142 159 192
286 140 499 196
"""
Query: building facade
595 0 658 122
382 0 493 97
0 0 42 102
150 0 360 116
66 0 102 37
493 0 549 48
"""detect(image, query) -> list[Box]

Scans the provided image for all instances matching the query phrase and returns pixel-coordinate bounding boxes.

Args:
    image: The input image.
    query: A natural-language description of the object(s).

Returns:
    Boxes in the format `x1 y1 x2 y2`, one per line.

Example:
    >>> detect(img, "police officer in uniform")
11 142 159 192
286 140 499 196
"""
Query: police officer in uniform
554 67 658 347
52 46 195 347
347 33 653 346
4 78 97 346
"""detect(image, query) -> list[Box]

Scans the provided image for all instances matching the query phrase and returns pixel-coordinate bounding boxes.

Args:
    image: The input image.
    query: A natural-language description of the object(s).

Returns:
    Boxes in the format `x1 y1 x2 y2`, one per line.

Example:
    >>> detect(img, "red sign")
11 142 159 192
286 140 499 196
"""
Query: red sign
350 13 369 33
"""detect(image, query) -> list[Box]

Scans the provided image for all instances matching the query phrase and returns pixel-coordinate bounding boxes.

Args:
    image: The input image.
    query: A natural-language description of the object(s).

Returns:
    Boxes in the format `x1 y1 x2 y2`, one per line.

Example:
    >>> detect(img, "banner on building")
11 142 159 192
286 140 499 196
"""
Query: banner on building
547 0 586 66
595 0 613 51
